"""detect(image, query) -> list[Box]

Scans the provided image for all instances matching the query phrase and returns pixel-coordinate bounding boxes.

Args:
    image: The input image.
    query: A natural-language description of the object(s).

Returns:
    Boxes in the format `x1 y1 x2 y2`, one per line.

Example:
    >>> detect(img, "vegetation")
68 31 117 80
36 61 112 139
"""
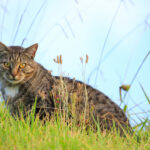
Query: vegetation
0 101 149 150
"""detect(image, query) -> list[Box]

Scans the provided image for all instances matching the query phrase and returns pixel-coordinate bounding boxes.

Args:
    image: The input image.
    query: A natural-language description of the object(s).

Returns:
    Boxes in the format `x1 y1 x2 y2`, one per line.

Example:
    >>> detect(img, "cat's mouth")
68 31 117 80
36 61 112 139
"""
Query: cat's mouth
6 79 23 84
3 74 24 84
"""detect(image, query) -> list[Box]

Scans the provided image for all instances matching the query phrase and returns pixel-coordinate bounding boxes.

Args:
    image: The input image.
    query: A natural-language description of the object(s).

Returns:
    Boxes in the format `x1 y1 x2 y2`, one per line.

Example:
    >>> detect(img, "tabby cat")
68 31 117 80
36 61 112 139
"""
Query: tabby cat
0 42 132 135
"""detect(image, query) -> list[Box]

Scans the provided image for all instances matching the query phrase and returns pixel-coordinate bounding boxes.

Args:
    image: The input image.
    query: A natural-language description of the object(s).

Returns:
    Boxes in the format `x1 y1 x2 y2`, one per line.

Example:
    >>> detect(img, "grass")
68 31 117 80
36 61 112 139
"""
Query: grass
0 102 150 150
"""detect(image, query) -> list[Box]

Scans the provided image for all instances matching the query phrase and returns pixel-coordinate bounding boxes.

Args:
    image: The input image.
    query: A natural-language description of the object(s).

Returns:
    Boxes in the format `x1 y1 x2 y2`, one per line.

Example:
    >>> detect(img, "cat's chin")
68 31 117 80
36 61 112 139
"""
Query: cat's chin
6 79 23 84
3 76 24 85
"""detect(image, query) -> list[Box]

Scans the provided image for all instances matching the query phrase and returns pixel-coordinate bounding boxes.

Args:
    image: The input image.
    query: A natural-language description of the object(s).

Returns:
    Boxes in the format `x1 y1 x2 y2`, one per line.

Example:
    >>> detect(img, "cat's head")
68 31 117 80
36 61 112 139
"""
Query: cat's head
0 42 38 85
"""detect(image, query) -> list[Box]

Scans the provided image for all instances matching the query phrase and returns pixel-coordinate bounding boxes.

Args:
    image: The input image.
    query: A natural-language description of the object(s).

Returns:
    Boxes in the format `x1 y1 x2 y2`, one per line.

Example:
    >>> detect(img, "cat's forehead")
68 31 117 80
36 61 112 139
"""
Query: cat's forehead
2 46 28 62
7 46 26 60
8 46 25 52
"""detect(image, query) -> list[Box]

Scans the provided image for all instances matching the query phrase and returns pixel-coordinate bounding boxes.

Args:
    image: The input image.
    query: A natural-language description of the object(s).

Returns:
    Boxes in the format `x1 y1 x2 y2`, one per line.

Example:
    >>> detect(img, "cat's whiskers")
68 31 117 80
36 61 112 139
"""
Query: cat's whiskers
3 74 24 84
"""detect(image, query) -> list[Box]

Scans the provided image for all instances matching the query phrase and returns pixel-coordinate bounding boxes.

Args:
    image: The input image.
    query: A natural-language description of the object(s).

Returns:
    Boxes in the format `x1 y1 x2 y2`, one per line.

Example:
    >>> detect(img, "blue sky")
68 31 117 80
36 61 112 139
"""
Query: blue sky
0 0 150 126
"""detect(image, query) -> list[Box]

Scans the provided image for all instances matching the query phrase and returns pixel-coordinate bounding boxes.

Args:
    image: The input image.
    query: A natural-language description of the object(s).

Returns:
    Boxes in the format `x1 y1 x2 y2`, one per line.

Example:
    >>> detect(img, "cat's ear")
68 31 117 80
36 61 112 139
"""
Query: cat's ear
0 42 10 53
25 43 38 59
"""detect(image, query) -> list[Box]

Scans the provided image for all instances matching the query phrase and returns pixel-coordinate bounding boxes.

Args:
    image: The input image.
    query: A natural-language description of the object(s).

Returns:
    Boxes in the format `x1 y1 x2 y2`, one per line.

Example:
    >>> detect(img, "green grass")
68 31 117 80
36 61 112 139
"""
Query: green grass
0 103 150 150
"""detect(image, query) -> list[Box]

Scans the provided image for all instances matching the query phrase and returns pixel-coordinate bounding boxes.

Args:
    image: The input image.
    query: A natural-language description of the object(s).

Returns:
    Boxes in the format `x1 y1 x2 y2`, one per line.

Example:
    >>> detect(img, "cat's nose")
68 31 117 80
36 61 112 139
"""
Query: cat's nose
11 69 18 78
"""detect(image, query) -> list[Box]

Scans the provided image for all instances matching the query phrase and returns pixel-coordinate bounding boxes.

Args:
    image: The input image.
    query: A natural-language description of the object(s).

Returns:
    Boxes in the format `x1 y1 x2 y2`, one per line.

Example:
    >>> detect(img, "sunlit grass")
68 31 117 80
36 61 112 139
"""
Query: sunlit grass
0 102 149 150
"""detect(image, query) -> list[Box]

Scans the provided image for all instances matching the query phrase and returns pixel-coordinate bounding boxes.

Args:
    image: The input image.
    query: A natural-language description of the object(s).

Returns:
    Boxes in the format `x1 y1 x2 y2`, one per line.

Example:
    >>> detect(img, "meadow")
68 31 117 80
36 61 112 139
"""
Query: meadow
0 100 149 150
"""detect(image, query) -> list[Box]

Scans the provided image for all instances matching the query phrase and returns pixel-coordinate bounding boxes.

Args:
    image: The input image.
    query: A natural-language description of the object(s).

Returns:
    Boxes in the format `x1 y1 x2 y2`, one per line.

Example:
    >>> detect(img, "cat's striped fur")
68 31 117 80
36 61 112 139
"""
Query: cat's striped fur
0 42 133 135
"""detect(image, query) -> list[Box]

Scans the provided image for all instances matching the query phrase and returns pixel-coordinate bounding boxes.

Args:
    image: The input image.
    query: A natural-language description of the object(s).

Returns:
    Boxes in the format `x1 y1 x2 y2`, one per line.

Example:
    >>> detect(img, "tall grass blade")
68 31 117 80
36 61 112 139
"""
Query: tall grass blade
139 83 150 104
21 0 47 46
31 97 37 126
123 51 150 100
12 0 30 44
94 0 123 86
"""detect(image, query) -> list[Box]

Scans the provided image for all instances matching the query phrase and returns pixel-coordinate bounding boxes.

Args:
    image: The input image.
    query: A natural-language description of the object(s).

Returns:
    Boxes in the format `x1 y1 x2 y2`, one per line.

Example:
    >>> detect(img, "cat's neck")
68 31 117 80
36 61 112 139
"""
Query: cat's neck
0 77 20 102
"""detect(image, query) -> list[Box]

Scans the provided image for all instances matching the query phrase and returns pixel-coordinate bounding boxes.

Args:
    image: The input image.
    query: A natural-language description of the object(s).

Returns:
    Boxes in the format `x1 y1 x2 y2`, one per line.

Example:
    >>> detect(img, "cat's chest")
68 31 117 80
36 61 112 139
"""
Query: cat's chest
3 86 19 101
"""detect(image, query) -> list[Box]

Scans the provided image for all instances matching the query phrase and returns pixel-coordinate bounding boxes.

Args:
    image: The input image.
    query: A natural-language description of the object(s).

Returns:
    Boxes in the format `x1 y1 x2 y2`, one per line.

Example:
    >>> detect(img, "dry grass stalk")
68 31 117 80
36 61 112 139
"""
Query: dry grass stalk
86 54 89 64
53 55 63 64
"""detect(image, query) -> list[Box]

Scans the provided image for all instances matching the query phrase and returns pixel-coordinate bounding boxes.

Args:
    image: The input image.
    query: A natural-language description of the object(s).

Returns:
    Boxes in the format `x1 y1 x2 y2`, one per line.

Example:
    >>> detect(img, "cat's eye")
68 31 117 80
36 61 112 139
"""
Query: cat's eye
3 62 10 68
19 63 26 68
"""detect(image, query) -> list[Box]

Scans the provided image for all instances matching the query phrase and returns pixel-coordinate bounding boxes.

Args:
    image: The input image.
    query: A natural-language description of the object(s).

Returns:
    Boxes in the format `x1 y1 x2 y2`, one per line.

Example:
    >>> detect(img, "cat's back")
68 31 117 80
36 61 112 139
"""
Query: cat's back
52 76 132 134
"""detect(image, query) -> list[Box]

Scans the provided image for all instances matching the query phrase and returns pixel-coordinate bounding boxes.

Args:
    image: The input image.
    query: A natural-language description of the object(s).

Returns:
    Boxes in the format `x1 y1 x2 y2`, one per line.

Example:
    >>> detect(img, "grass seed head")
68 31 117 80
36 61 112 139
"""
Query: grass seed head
86 54 89 64
60 55 62 64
